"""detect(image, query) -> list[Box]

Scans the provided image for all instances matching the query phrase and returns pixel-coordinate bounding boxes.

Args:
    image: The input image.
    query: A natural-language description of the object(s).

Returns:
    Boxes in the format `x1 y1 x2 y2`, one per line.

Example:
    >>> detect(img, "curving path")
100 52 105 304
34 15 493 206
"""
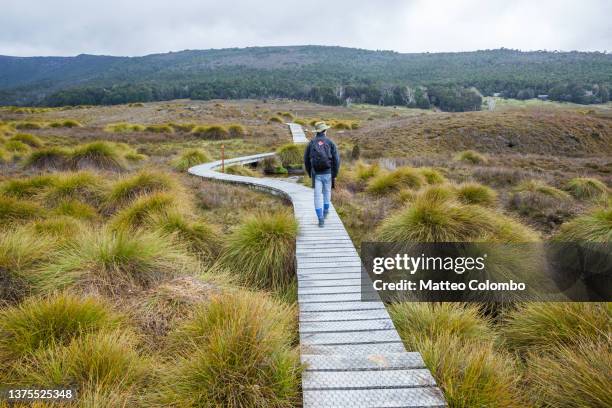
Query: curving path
188 123 446 407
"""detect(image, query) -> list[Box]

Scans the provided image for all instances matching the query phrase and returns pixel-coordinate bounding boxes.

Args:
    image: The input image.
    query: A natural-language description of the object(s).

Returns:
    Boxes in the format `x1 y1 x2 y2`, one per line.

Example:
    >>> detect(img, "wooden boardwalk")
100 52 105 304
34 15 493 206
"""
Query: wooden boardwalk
188 123 446 407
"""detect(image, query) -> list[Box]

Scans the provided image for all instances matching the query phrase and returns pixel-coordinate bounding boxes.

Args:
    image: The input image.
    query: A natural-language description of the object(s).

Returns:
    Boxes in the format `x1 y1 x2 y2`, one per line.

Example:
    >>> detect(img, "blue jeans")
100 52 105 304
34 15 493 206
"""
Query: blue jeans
314 173 332 217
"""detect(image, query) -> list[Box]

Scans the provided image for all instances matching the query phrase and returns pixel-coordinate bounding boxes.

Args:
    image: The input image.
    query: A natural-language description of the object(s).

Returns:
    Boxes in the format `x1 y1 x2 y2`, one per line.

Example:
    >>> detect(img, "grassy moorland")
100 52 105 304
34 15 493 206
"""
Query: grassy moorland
0 98 611 407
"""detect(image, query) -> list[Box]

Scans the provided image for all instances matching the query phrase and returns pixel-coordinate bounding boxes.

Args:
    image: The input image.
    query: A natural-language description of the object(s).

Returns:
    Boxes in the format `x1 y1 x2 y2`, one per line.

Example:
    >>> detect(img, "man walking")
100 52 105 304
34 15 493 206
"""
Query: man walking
304 121 340 227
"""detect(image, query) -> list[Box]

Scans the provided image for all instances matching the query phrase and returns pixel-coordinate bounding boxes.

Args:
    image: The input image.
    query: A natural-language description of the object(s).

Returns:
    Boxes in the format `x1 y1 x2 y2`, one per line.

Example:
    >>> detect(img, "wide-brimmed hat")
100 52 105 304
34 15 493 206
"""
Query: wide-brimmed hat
314 121 331 132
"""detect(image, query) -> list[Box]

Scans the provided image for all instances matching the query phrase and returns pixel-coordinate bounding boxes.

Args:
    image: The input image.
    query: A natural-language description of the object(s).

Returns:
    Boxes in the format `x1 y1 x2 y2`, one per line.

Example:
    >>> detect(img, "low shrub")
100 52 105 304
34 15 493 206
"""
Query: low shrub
565 177 608 201
105 170 178 210
9 133 43 147
0 196 43 225
160 290 300 407
367 167 425 195
455 150 488 164
145 124 174 133
276 143 302 167
191 125 229 139
24 147 72 170
1 175 56 198
554 207 611 242
0 293 122 364
501 302 611 354
455 182 498 207
219 210 298 290
525 340 612 408
69 141 127 171
33 228 198 295
172 148 212 171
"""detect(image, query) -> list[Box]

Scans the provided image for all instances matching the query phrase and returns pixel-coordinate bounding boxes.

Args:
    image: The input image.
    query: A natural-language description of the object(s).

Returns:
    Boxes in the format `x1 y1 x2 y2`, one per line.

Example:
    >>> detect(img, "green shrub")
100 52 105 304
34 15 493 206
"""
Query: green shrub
455 182 498 206
69 141 127 171
554 207 611 242
109 192 182 231
104 123 145 133
419 168 446 184
228 124 247 137
416 334 524 407
105 170 178 209
0 228 55 303
220 210 298 290
4 139 31 153
24 147 72 170
455 150 488 164
502 302 611 354
367 167 426 195
34 228 198 295
145 124 174 133
0 196 43 225
191 125 229 139
565 177 608 200
160 290 300 407
9 133 43 147
225 164 258 177
525 340 611 408
172 148 212 171
0 293 122 364
1 175 56 198
276 143 303 167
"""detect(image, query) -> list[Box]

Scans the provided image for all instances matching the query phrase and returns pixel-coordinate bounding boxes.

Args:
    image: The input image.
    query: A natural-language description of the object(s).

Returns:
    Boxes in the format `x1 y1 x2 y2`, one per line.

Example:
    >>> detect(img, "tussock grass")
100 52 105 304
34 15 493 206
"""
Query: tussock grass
34 228 198 295
0 228 55 303
416 334 524 407
455 182 498 206
554 207 612 242
159 290 301 407
501 302 611 354
416 184 456 205
191 124 229 139
525 340 612 408
419 167 446 184
1 175 56 198
168 122 196 132
29 216 85 239
104 123 145 133
52 199 98 220
565 177 608 201
14 121 44 130
172 148 211 171
225 164 258 176
515 179 571 200
0 195 43 225
49 119 82 128
9 133 43 147
69 141 128 171
389 302 496 348
276 143 303 167
219 210 298 290
105 170 178 210
0 147 10 163
277 111 294 120
228 124 247 137
24 147 72 170
109 192 181 231
455 150 488 164
367 167 425 195
44 171 106 207
144 124 174 133
268 116 284 123
0 293 122 364
354 161 380 181
4 139 31 153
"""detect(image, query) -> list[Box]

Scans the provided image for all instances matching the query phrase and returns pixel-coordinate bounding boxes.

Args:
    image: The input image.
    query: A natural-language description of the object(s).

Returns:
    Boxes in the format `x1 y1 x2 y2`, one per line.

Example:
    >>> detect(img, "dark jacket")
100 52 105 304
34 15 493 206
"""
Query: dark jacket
304 132 340 186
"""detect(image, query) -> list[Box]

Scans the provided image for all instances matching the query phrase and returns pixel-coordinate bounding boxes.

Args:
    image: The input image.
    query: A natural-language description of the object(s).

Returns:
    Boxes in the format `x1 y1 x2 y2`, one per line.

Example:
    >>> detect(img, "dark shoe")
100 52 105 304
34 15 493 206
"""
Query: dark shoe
323 210 329 219
318 218 324 227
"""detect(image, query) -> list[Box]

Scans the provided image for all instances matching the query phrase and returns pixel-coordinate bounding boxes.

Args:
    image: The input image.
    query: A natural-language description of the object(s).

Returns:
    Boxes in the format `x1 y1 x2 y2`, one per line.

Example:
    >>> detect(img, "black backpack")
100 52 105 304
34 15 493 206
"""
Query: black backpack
310 138 332 172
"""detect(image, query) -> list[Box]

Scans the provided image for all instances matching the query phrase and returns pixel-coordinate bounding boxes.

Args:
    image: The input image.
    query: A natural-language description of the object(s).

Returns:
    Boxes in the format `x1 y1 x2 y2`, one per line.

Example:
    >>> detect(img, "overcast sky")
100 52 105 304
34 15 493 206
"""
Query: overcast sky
1 0 610 57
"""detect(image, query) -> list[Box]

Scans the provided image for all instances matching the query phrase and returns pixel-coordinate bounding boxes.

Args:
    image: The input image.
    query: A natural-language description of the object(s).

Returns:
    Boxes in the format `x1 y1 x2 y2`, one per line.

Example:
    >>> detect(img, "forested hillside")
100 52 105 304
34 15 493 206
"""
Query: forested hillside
1 46 610 111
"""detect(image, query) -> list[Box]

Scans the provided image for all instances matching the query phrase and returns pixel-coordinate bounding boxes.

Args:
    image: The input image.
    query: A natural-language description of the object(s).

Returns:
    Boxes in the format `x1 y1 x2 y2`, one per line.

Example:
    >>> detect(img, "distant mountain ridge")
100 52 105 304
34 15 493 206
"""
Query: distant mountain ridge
0 46 610 108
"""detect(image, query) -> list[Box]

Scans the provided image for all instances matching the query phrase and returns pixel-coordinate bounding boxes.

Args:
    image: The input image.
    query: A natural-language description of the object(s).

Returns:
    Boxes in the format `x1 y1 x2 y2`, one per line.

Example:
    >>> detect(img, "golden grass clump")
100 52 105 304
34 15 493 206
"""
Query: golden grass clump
24 146 72 170
0 195 43 226
455 182 498 207
565 177 608 201
29 216 86 240
33 228 198 296
268 116 284 123
219 210 298 290
145 124 174 133
455 150 488 164
276 143 303 167
515 179 571 200
49 119 82 128
367 167 426 195
225 164 258 177
354 161 380 181
228 123 247 137
69 141 128 171
159 290 301 407
501 302 611 354
105 169 178 210
44 171 106 208
3 139 31 154
9 133 43 147
109 192 183 231
13 121 45 130
554 207 612 242
1 175 56 199
104 123 145 133
191 124 229 139
52 199 99 220
0 147 10 163
172 148 212 171
419 167 446 184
